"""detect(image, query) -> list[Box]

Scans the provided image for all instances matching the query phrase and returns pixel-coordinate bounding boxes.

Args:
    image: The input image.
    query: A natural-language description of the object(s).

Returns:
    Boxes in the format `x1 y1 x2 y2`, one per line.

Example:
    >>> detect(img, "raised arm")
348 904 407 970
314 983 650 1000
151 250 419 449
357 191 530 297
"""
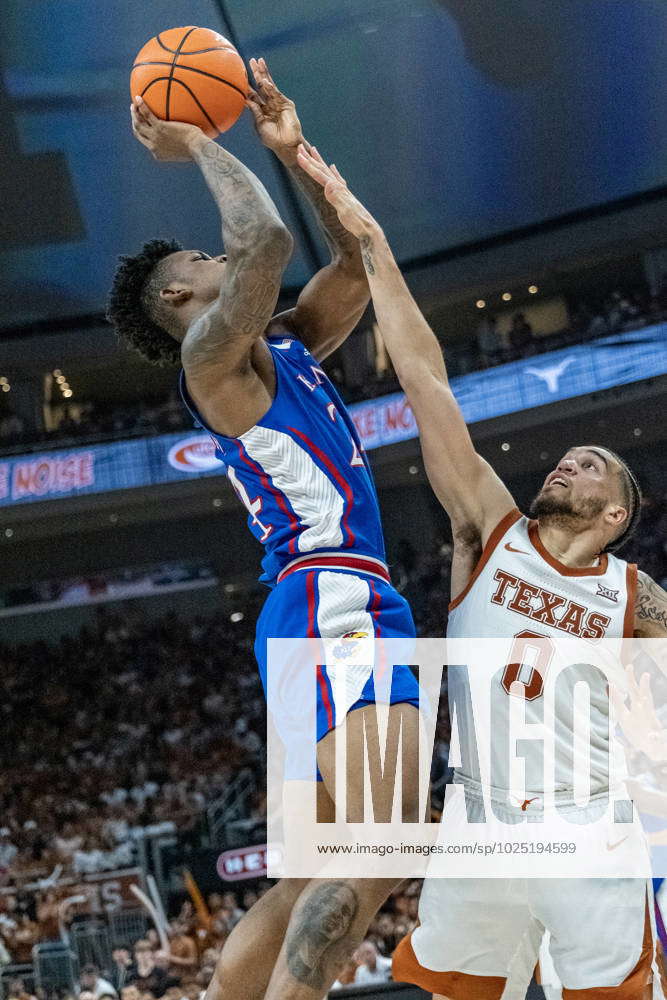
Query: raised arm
296 146 515 542
246 59 369 359
131 97 293 401
181 135 294 375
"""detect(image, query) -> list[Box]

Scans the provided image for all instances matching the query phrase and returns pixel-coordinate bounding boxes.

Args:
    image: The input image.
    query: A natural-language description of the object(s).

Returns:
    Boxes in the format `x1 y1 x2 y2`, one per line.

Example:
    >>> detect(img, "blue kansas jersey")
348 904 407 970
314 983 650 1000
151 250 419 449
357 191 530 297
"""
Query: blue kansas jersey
179 336 387 585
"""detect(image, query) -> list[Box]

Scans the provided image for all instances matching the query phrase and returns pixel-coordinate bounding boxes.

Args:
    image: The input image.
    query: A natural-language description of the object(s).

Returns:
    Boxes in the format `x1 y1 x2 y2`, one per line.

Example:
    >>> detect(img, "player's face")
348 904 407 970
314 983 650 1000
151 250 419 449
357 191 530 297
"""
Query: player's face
532 446 623 522
171 249 227 302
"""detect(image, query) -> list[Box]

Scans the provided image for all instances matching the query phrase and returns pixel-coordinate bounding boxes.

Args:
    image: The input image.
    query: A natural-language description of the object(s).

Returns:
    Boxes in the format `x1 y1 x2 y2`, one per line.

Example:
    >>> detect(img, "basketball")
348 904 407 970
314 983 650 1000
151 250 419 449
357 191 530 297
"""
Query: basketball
130 26 248 138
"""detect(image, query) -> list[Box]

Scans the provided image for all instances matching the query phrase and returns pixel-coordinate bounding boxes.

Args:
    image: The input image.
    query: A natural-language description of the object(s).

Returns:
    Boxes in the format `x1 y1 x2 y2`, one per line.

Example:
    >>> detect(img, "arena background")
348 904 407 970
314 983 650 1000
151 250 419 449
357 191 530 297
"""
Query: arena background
1 1 667 997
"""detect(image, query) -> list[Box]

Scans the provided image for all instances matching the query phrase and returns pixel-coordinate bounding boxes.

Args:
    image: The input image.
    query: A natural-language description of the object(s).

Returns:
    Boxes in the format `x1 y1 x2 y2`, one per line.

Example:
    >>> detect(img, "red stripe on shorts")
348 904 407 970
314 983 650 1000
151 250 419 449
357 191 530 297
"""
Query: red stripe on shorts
307 571 334 732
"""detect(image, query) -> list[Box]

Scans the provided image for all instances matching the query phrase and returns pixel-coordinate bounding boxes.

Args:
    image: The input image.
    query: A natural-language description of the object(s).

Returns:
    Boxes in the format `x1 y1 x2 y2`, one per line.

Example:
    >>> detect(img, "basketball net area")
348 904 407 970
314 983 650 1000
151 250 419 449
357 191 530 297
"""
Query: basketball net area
265 637 667 879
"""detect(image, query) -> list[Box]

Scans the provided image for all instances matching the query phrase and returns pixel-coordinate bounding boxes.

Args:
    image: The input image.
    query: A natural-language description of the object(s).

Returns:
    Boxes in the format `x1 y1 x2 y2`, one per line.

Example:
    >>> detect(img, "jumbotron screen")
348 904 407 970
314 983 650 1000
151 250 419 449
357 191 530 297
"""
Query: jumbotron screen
2 0 667 325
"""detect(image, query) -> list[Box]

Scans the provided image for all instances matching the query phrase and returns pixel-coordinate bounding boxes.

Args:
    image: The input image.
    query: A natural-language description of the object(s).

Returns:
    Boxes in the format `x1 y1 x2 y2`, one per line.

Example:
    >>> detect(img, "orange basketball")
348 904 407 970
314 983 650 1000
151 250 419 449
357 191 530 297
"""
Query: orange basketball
130 26 248 138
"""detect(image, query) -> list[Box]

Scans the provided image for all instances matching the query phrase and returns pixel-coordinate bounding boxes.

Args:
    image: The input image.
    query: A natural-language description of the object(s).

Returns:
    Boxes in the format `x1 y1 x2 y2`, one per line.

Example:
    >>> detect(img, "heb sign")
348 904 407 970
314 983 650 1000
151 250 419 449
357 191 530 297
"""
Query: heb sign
0 451 94 501
167 436 222 473
217 844 281 882
350 393 416 450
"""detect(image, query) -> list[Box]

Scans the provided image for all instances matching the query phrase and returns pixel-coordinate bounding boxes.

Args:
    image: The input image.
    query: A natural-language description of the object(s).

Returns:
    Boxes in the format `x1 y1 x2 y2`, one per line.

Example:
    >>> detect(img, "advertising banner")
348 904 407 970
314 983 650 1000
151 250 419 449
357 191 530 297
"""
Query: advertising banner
1 327 665 509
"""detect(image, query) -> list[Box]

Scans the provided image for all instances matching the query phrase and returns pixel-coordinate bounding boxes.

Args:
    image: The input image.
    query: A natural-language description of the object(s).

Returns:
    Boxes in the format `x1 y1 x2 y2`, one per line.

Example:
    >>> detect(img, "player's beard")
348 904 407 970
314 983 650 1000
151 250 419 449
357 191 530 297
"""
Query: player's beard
529 489 607 525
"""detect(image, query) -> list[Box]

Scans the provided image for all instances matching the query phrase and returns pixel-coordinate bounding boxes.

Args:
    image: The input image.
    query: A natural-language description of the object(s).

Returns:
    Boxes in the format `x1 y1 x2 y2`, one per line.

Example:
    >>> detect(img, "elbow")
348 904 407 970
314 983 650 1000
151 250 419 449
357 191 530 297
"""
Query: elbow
396 361 446 394
331 250 367 281
260 221 294 263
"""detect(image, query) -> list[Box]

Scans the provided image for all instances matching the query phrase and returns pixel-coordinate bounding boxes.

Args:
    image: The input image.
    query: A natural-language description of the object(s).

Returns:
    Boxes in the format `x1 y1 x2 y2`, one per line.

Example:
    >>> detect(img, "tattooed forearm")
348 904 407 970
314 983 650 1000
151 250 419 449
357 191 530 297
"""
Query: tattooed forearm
182 237 291 370
635 570 667 637
289 154 363 267
181 142 293 370
285 881 359 989
193 140 290 253
359 235 375 275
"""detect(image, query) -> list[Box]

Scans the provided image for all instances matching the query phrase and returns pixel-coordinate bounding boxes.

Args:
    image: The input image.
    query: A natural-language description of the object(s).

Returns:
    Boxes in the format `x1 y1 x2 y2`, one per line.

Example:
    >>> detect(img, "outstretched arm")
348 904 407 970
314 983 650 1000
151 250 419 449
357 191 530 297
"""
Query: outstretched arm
296 146 514 541
246 59 368 359
635 571 667 637
131 97 293 431
182 134 293 371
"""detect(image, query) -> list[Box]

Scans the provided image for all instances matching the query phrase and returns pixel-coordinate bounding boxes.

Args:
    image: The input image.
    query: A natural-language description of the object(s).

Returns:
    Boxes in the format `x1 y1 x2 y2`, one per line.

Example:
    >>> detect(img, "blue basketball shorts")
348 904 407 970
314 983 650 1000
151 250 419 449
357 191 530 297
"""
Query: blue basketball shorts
254 565 419 779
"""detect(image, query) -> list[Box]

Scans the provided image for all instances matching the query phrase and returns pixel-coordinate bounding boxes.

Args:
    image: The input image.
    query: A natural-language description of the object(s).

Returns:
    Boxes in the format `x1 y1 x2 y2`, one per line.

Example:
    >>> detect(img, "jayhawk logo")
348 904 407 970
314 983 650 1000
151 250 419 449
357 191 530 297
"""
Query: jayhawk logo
332 631 370 659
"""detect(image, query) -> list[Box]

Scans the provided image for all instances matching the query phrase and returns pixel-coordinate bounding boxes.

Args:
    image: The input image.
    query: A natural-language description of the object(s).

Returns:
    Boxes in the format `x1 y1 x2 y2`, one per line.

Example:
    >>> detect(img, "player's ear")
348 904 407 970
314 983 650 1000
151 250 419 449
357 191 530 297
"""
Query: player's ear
159 285 193 308
606 504 628 529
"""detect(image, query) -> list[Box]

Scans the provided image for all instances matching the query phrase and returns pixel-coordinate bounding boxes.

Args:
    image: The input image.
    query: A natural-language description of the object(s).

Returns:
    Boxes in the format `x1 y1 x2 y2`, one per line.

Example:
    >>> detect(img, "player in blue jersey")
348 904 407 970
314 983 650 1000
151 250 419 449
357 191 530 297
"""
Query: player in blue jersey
108 61 420 1000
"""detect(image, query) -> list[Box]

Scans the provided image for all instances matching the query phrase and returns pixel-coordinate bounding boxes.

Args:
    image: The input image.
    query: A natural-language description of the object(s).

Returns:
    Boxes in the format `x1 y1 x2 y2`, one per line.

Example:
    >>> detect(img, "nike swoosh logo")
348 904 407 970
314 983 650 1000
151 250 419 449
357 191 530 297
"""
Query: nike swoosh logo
505 542 529 554
606 835 630 851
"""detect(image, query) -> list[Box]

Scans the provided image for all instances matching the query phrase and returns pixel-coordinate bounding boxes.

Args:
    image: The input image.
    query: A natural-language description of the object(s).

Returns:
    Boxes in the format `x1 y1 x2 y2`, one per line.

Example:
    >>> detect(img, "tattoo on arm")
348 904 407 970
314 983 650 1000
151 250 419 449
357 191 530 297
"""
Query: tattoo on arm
285 881 359 989
360 235 375 275
289 154 362 266
183 243 290 369
635 570 667 637
182 142 293 369
194 140 289 256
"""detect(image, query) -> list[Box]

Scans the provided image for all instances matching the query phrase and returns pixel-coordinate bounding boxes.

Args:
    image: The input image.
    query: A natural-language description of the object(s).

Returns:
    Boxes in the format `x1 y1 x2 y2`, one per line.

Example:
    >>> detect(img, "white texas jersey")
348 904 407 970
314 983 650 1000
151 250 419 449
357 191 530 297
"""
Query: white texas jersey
447 508 637 797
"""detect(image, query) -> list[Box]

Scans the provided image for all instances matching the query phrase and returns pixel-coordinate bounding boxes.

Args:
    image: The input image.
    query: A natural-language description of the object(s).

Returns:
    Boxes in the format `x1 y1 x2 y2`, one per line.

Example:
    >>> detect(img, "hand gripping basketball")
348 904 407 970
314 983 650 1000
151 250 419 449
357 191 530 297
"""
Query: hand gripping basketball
131 96 207 162
130 27 248 138
296 144 377 239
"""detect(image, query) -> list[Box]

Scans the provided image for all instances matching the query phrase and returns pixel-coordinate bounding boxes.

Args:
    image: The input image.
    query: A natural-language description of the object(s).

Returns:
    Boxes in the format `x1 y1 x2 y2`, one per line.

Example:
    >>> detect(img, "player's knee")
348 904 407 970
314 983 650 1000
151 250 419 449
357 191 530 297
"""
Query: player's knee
276 876 308 895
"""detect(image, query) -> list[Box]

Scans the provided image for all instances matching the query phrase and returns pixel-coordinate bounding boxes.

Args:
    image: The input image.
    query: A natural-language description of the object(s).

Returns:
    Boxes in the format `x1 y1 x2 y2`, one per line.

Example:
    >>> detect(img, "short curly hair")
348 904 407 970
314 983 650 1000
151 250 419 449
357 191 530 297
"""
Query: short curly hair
106 239 184 366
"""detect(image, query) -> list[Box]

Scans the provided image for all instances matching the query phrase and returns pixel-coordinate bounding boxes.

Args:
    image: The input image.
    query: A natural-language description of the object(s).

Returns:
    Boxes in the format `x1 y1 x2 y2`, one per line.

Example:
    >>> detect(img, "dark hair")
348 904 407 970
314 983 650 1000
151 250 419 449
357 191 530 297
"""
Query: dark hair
106 239 183 366
603 449 642 553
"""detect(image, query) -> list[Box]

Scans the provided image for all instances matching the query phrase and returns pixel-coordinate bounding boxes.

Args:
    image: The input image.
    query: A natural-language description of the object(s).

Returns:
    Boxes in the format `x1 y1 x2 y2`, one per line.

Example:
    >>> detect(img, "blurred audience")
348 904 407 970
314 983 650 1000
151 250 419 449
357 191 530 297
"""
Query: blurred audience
476 314 504 368
79 965 117 999
1 487 666 996
0 391 189 455
351 940 392 986
1 283 664 454
2 490 664 886
0 880 421 999
0 601 266 890
110 946 135 990
507 312 536 359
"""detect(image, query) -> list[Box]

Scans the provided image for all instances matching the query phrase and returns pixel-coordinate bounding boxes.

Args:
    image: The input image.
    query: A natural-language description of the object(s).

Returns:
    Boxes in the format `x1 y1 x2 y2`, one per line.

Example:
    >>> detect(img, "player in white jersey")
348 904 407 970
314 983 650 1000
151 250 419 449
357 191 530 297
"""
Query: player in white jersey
297 145 667 999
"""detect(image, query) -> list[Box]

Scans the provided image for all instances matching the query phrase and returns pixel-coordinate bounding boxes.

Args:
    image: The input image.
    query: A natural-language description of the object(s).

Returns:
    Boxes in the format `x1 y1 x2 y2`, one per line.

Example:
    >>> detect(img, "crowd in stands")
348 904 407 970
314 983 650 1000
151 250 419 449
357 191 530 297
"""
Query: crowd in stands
2 484 666 995
2 280 665 457
0 549 458 891
0 880 421 997
0 393 190 457
0 521 464 993
1 491 665 878
0 599 267 889
476 284 659 369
